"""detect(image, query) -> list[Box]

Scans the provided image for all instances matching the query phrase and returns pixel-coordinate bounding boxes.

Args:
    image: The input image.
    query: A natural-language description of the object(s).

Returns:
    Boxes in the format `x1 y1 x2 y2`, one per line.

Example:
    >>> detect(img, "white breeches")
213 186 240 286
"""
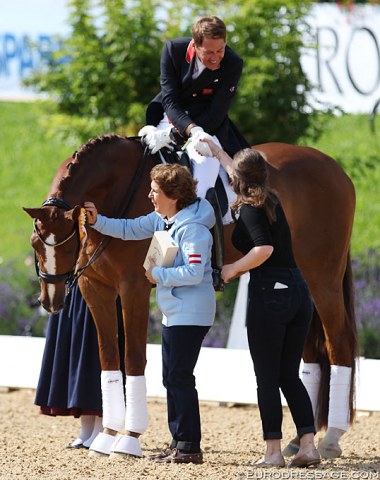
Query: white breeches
157 116 236 223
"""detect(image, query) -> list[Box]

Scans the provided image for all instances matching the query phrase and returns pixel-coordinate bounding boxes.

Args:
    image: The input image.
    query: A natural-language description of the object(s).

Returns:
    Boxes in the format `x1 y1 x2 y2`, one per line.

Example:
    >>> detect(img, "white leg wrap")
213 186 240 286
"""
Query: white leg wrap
101 370 125 432
125 375 148 434
302 363 321 423
328 365 352 431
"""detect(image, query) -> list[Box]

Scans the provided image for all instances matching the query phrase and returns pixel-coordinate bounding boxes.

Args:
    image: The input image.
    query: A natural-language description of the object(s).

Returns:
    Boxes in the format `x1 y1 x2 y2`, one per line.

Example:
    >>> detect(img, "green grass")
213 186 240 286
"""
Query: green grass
0 102 73 265
0 103 379 265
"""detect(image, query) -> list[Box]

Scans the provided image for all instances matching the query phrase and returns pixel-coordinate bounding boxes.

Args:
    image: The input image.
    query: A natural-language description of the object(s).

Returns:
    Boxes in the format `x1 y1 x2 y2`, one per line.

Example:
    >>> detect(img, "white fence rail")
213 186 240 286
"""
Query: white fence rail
0 335 379 411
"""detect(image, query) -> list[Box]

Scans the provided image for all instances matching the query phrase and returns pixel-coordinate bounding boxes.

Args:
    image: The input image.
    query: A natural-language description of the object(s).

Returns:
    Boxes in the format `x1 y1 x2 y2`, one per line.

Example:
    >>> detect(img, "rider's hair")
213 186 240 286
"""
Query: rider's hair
192 16 226 46
231 148 278 224
150 164 198 211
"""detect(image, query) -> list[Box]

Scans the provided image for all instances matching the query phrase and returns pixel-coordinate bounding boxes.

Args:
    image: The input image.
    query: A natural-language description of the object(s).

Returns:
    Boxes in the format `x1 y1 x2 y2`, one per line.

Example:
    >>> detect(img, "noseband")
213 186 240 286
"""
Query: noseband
34 197 78 285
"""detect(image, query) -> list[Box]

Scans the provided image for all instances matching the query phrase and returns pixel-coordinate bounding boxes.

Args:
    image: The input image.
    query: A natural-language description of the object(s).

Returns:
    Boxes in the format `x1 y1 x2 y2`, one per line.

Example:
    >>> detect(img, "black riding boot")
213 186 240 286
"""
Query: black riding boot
206 188 224 292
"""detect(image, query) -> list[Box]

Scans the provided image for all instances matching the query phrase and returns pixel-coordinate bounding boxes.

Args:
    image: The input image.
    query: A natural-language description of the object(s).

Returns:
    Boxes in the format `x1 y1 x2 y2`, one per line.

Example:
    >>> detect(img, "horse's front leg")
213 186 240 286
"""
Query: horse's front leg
108 278 151 459
80 281 126 457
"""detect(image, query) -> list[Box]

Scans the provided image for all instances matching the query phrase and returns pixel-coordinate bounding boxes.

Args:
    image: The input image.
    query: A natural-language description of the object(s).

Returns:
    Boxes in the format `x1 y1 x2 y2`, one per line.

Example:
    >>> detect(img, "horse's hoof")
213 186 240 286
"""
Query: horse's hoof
110 434 142 458
318 439 342 459
282 440 300 457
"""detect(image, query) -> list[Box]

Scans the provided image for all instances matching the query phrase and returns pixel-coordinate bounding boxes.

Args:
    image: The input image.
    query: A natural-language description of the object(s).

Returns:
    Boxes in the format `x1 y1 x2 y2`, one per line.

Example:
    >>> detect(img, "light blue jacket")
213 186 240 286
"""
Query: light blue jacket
91 198 216 327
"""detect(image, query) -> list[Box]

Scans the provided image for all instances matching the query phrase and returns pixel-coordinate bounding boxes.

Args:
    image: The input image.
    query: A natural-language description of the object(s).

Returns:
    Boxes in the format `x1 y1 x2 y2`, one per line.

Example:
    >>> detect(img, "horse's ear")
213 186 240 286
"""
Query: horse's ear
23 207 45 220
65 205 82 222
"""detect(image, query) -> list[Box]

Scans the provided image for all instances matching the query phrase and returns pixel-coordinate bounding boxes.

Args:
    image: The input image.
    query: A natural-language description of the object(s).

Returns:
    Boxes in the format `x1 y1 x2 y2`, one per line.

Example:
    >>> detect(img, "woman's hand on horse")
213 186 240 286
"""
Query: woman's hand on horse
84 201 98 225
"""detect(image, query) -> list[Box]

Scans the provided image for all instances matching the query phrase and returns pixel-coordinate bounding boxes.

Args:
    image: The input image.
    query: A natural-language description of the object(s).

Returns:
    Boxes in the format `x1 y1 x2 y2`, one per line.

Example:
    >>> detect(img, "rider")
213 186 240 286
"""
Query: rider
139 15 249 290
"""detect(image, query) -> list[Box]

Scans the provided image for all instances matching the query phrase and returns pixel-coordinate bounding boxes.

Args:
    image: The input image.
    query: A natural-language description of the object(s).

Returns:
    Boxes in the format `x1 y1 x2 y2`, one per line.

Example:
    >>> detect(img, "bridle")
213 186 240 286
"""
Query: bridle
33 141 155 292
33 197 79 285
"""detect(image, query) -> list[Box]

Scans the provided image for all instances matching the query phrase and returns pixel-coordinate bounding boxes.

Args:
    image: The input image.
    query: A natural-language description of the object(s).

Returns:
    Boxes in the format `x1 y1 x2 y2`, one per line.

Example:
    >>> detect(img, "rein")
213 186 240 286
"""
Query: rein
35 141 153 292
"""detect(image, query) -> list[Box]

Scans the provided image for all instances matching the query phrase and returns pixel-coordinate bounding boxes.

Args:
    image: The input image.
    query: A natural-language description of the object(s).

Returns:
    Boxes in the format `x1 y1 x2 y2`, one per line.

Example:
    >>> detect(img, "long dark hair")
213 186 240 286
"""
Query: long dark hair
231 148 278 223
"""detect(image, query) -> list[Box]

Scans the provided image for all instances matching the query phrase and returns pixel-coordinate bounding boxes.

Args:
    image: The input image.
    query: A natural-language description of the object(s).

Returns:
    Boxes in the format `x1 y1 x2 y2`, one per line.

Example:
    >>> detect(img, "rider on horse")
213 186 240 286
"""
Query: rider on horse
139 15 249 290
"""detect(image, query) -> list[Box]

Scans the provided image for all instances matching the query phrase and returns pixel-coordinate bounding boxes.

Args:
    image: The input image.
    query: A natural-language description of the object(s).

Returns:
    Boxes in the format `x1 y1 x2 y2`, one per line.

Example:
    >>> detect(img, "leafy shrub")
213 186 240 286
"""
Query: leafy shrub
0 258 47 337
24 0 318 145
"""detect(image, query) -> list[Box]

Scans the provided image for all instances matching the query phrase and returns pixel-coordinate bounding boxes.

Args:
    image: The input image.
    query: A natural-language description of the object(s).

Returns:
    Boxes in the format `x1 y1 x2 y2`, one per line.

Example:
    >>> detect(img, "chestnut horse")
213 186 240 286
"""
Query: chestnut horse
24 135 357 459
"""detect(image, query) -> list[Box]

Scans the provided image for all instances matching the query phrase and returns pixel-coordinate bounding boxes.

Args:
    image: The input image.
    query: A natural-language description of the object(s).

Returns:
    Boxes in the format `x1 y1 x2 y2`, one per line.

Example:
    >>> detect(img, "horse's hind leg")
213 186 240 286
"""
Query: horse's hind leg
306 276 356 459
283 260 357 459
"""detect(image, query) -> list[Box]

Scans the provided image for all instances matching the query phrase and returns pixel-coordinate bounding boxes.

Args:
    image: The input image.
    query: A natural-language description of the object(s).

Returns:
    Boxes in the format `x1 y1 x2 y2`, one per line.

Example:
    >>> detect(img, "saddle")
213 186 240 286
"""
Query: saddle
156 146 229 217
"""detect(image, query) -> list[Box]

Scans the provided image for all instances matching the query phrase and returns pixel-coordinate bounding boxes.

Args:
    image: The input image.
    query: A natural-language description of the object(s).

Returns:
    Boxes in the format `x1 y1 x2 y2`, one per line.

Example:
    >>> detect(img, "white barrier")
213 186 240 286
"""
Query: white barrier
0 335 379 411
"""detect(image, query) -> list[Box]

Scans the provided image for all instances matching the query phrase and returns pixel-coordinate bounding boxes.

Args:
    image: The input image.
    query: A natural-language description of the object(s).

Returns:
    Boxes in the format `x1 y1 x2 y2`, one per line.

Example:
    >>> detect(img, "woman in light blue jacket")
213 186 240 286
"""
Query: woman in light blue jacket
85 163 215 465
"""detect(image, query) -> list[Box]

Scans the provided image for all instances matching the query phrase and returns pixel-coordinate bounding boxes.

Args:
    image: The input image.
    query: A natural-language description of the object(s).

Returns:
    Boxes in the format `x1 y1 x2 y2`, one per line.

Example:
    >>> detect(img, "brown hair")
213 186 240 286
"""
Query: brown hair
150 163 198 211
192 16 226 46
231 148 278 223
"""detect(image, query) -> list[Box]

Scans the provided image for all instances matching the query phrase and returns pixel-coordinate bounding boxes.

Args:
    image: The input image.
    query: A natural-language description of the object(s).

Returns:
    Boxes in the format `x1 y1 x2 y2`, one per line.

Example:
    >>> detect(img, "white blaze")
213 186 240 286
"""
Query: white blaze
44 234 57 305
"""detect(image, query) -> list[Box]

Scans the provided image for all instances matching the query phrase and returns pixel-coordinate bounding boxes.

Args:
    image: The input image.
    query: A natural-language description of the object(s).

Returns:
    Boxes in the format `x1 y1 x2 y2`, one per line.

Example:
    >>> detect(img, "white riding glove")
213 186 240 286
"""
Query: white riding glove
138 125 174 154
187 126 213 157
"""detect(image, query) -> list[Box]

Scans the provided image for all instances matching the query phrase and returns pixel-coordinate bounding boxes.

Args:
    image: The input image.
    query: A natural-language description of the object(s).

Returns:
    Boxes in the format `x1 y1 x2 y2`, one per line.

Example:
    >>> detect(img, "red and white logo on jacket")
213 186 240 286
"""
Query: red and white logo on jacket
189 253 202 265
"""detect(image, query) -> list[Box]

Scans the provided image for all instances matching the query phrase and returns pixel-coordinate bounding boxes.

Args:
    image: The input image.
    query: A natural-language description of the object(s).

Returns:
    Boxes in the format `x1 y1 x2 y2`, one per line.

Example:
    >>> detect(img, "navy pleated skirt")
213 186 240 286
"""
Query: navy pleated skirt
35 284 102 417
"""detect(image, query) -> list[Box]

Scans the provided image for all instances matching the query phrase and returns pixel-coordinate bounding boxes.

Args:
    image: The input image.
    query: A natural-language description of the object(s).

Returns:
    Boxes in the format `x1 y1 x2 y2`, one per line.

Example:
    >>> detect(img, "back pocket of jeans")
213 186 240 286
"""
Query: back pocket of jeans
262 287 292 314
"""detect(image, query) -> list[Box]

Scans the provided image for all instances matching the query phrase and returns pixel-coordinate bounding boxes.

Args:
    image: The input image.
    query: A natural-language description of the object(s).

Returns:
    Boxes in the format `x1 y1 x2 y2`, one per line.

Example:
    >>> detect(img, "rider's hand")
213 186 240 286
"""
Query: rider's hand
84 201 98 225
187 126 213 156
139 125 174 154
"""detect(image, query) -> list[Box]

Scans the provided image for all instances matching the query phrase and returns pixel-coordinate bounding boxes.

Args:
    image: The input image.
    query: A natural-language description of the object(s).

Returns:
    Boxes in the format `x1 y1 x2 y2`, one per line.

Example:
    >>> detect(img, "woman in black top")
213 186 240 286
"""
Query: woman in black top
200 139 321 468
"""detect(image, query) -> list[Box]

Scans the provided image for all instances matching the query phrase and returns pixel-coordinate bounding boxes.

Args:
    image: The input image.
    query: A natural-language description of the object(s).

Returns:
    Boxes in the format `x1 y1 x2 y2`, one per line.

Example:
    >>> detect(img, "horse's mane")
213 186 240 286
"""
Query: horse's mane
59 134 127 192
72 133 127 161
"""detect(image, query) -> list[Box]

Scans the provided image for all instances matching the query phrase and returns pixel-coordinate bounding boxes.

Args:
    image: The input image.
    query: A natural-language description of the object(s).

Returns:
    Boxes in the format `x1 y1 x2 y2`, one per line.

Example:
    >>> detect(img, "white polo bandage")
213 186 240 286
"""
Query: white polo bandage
302 362 321 423
101 370 125 432
125 375 148 434
328 365 352 431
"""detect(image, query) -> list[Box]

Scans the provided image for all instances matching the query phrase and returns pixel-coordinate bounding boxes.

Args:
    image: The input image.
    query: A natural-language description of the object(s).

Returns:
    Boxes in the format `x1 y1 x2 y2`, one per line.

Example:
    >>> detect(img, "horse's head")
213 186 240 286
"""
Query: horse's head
24 200 82 313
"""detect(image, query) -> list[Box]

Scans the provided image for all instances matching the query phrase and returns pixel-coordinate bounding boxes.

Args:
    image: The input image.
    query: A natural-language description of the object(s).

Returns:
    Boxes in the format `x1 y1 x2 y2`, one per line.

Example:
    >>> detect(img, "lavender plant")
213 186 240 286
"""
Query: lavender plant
353 249 380 359
1 252 379 358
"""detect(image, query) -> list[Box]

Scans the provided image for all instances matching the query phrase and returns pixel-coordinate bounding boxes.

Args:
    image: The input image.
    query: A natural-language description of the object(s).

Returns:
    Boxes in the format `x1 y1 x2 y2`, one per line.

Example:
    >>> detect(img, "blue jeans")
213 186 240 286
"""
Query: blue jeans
162 325 210 453
247 267 315 440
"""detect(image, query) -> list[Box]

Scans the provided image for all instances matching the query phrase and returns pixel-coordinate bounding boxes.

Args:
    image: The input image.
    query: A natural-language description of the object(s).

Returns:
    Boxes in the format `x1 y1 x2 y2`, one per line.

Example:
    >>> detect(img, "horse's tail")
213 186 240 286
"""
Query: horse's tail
315 250 358 430
343 251 359 425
